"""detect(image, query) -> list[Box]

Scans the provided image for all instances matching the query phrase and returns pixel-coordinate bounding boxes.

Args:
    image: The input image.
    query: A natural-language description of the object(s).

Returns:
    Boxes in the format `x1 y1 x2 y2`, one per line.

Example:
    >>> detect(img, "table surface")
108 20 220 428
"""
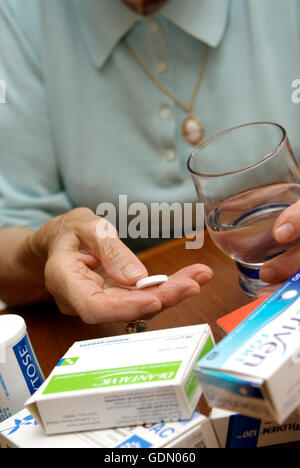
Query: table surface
1 233 299 448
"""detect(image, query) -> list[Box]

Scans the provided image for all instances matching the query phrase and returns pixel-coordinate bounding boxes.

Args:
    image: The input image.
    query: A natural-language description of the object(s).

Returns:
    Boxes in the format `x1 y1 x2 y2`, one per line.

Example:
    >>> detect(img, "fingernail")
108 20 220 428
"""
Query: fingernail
141 301 161 314
275 223 295 243
122 262 146 281
260 267 276 284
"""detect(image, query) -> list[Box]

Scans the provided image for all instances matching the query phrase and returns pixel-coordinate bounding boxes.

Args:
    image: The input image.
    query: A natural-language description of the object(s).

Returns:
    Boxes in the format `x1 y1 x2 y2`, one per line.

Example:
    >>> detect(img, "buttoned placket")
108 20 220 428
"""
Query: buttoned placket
123 17 183 186
146 18 179 167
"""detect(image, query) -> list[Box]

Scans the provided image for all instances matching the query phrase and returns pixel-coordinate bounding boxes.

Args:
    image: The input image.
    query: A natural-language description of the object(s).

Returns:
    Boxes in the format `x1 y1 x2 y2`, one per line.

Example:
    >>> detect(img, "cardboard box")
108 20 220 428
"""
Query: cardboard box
211 408 300 448
195 271 300 423
217 295 271 335
0 408 219 448
26 325 214 435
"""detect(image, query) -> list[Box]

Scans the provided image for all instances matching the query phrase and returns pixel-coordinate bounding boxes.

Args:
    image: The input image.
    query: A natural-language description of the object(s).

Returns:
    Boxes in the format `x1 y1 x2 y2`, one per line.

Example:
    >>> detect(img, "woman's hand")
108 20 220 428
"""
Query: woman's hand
259 200 300 296
28 208 213 324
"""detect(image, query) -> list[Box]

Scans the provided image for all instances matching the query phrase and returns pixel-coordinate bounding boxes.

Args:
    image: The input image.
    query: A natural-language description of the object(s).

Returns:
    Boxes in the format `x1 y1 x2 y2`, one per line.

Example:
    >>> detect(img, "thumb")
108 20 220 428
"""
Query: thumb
96 218 148 285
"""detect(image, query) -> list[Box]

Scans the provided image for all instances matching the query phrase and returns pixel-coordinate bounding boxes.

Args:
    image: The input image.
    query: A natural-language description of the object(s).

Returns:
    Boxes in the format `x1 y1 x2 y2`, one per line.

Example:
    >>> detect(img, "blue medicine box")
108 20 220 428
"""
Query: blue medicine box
195 271 300 423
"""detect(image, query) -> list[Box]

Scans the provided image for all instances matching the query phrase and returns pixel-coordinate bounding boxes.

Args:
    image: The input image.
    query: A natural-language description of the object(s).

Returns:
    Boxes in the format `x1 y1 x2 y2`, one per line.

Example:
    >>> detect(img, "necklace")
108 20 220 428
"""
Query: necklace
124 40 209 146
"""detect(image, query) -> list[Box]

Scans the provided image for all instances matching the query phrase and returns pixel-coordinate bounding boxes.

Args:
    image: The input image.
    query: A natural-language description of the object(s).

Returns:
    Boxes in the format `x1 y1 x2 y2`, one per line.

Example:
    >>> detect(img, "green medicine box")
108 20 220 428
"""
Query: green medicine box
26 325 214 435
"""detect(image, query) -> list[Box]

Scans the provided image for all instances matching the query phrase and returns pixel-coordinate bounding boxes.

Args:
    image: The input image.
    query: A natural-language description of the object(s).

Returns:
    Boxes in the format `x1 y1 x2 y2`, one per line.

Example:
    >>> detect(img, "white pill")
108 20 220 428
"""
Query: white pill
136 275 169 290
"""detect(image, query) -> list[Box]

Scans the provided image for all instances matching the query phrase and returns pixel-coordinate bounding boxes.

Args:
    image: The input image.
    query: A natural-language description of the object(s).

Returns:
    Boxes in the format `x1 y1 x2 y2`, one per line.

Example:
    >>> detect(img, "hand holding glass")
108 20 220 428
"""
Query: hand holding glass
188 122 300 297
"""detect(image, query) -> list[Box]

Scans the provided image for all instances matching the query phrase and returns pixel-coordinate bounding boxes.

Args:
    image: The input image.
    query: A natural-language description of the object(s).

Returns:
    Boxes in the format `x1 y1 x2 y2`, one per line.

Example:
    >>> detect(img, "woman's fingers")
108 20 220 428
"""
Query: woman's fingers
77 215 148 286
273 199 300 244
42 209 214 324
259 200 300 285
98 235 148 286
46 210 148 287
45 251 213 324
45 252 162 324
136 264 213 310
168 264 214 285
260 245 300 284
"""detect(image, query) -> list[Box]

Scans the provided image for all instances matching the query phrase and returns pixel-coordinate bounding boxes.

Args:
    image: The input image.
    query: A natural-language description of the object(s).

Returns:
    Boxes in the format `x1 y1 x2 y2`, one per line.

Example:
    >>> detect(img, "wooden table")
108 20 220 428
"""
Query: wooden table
1 233 298 448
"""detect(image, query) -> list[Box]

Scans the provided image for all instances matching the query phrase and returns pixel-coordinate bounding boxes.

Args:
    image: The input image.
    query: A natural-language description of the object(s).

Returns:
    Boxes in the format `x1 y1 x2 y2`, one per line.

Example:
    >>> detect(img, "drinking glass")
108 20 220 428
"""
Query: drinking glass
187 122 300 297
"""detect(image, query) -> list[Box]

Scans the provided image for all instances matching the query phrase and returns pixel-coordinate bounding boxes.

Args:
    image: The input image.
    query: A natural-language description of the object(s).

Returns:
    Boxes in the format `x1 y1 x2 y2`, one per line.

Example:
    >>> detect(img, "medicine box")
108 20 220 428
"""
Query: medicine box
0 408 219 448
216 295 271 335
211 408 300 448
26 325 214 435
195 271 300 423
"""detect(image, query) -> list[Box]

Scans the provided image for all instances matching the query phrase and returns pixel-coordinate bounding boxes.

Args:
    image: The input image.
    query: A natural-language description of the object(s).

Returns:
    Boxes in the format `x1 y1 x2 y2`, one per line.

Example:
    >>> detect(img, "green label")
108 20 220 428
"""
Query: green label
197 336 214 363
184 371 199 403
184 336 214 403
58 357 79 367
43 361 182 395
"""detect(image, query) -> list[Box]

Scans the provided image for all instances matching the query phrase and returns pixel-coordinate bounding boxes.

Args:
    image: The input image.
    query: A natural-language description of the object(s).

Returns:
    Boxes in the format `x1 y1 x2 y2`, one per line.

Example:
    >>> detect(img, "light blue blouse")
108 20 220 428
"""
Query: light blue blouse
0 0 300 239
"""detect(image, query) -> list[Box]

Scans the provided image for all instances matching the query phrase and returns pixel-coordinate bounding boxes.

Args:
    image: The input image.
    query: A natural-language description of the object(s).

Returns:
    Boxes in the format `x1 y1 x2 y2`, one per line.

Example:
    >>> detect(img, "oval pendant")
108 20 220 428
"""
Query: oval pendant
182 115 205 146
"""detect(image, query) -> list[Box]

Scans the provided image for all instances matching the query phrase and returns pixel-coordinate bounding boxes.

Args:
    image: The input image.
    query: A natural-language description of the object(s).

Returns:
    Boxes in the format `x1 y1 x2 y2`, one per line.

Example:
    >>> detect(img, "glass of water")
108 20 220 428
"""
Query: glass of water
187 122 300 297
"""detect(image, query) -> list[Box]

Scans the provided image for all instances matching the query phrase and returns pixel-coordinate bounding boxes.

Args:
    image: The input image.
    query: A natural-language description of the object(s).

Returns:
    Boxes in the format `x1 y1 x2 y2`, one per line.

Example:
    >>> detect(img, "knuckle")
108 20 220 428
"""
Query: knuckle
102 239 123 264
63 208 96 232
70 207 94 219
281 263 296 280
95 218 118 240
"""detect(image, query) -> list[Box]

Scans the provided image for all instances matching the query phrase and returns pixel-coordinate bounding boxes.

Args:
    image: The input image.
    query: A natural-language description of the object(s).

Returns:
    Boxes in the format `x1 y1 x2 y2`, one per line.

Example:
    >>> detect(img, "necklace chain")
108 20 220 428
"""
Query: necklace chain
123 40 209 114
